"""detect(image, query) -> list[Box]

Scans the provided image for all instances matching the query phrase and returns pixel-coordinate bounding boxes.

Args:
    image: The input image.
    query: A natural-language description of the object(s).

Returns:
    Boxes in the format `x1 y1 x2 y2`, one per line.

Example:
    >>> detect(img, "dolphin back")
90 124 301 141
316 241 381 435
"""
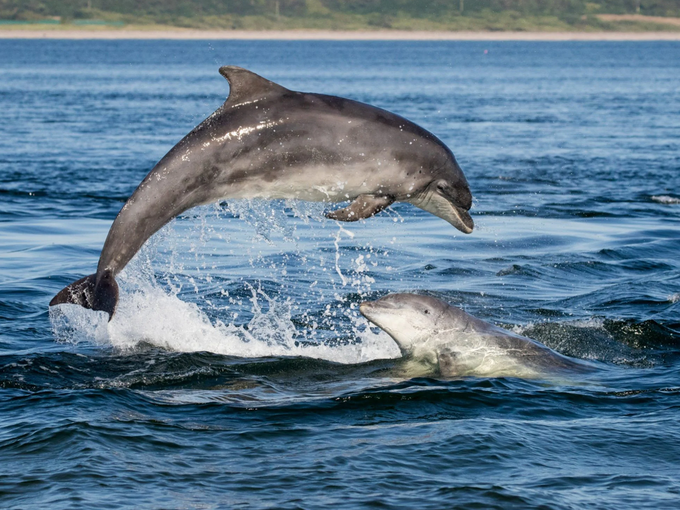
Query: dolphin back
49 272 119 321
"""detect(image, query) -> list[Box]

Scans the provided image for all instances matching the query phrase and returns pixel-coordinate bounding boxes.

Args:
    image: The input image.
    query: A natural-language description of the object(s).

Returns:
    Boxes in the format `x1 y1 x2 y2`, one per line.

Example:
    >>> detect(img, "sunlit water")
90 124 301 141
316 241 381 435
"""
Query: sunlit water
1 40 679 509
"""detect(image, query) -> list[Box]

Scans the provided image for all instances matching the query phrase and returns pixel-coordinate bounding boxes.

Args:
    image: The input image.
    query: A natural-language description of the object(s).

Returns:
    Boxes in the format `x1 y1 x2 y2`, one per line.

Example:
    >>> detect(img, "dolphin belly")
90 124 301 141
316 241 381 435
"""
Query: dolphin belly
219 161 403 203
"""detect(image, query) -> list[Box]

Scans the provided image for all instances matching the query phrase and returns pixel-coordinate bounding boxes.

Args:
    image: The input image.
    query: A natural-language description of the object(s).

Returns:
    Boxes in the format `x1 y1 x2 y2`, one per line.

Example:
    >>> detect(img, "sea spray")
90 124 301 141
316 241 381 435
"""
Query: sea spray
50 199 401 363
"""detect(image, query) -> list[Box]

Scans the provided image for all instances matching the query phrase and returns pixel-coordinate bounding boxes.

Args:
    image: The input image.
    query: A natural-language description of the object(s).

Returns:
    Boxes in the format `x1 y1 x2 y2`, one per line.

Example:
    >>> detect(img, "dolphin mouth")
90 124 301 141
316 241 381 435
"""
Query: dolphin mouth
409 190 474 234
450 203 474 234
360 301 392 332
359 301 374 317
360 299 397 322
359 301 381 321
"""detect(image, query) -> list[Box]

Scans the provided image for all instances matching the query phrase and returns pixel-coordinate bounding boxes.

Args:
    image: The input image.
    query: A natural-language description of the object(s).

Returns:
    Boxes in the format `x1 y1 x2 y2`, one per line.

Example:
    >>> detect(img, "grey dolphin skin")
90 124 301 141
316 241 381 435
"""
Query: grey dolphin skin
50 66 473 320
360 294 592 379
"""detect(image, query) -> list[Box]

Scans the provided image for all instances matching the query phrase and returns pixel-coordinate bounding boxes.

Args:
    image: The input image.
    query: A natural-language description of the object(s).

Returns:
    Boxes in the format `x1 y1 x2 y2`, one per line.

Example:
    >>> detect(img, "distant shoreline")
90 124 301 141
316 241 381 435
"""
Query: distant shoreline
2 29 680 40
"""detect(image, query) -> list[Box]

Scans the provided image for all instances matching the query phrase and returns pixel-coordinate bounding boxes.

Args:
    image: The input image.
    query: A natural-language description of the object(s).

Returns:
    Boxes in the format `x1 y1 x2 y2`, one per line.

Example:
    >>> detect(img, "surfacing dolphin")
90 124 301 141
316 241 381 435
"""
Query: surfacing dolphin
50 66 473 320
360 294 592 379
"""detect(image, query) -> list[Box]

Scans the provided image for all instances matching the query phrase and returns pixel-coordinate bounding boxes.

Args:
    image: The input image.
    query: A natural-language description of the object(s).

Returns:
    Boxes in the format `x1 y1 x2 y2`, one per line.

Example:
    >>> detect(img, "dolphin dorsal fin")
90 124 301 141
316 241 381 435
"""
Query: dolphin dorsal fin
219 66 289 106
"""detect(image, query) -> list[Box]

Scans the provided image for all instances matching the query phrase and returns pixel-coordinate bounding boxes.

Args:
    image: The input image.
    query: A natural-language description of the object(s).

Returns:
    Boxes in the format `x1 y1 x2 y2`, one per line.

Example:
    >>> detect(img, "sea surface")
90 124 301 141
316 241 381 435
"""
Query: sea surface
1 39 679 509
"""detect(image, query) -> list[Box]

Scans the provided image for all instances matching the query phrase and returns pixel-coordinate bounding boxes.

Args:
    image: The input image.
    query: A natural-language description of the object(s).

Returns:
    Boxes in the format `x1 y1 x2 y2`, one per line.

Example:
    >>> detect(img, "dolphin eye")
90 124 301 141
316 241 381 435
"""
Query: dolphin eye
424 309 430 315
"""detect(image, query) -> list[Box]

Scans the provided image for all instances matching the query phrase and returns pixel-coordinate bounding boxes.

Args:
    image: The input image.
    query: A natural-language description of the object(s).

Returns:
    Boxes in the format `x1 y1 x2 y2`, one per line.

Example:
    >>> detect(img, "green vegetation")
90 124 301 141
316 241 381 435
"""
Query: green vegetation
1 0 680 30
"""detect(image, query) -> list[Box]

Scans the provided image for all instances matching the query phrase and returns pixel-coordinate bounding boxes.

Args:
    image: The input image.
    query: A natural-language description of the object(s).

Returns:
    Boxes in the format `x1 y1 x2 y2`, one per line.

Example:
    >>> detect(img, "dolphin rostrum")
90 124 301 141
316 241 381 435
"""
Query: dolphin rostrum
360 294 592 379
50 66 474 320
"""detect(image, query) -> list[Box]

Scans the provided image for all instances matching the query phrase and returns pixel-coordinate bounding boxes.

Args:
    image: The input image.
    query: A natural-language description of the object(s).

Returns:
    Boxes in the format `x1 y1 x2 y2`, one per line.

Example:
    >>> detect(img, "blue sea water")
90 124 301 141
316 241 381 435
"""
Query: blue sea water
1 39 679 509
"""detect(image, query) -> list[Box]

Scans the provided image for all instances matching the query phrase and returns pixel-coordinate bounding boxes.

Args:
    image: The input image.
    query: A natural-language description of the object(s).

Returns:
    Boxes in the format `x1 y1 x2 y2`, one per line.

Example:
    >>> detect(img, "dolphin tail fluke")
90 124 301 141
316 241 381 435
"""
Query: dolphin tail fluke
49 272 119 321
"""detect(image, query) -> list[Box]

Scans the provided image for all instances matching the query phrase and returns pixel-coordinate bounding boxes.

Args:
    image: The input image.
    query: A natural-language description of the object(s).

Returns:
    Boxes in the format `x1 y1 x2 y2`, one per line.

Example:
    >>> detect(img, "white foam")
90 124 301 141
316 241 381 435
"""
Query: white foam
668 293 680 304
50 282 399 363
50 200 401 364
651 195 680 205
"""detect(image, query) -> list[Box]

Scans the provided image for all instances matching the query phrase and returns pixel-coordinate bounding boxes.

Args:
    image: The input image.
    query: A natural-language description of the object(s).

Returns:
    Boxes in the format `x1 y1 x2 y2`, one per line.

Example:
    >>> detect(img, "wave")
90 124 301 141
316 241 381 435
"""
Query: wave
2 350 677 410
45 197 679 377
651 195 680 205
49 201 402 365
49 281 400 365
49 272 677 372
512 316 679 367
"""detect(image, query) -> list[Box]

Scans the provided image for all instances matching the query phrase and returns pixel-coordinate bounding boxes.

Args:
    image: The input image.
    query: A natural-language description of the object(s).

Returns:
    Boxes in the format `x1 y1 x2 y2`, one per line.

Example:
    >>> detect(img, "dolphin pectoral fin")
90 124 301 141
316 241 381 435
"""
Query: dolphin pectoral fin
325 195 394 222
49 271 119 321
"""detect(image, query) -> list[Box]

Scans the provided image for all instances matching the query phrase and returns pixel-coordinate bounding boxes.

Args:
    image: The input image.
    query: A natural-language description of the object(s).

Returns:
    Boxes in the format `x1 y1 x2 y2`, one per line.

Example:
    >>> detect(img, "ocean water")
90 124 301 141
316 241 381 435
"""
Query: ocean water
1 39 679 509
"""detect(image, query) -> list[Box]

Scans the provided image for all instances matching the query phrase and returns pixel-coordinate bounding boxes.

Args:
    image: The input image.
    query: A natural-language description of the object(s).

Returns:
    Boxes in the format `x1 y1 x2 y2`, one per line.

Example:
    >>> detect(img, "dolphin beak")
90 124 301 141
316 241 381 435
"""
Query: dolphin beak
411 192 474 234
360 301 385 324
360 299 398 322
447 202 474 234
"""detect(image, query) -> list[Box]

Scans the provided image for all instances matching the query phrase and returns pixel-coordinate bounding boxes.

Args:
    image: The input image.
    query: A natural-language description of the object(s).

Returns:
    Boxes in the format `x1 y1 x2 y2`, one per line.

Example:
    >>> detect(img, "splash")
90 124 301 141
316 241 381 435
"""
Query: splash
50 282 399 364
651 195 680 205
50 199 401 364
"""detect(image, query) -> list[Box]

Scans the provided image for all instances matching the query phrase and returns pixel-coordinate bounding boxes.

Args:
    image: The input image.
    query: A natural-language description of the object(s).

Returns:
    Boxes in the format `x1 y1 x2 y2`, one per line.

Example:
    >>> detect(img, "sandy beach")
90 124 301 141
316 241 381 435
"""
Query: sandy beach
2 29 680 40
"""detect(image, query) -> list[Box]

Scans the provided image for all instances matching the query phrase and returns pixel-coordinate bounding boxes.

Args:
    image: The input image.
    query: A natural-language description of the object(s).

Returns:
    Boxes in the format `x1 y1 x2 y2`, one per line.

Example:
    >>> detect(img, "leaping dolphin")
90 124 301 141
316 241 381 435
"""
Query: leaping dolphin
50 66 474 320
360 294 592 379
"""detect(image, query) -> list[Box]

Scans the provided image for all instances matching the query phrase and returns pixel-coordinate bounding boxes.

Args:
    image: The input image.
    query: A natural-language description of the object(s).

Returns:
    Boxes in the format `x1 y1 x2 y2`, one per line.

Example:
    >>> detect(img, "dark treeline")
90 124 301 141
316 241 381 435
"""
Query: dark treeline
2 0 680 23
